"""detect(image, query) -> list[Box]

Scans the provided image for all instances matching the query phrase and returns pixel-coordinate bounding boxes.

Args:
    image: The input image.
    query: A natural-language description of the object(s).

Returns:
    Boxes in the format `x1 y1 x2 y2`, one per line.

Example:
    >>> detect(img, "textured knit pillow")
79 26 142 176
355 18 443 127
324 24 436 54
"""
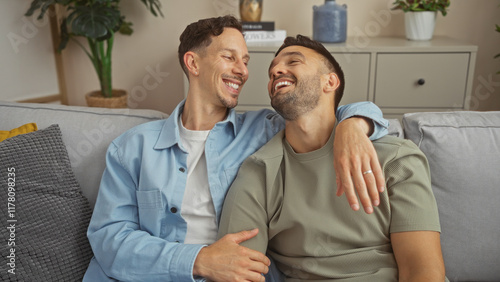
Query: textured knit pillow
0 123 37 142
0 124 93 281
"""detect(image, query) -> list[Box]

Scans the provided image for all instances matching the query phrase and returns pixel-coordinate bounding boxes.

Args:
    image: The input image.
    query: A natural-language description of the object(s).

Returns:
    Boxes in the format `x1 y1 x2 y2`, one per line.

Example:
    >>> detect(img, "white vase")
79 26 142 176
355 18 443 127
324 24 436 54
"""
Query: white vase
405 11 437 41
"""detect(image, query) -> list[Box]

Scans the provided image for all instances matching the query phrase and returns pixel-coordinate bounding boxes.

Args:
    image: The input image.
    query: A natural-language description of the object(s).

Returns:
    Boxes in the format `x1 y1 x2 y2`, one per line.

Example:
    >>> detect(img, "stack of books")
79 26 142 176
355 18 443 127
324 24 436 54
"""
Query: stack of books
241 21 287 43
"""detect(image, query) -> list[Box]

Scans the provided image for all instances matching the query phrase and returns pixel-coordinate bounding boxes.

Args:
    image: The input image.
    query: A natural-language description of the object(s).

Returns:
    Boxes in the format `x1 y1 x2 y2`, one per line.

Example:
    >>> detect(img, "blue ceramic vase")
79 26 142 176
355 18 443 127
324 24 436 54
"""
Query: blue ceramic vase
313 0 347 43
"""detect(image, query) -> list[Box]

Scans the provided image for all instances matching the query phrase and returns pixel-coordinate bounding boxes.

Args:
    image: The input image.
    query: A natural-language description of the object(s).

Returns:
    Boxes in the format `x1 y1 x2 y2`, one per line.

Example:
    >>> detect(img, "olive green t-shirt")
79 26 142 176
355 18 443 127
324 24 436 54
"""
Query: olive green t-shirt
218 130 442 281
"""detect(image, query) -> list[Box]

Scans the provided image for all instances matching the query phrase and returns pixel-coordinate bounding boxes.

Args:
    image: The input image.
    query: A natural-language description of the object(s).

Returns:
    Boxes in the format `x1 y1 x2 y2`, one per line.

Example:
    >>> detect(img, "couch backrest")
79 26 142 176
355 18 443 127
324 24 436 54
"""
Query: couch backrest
0 104 401 208
387 118 403 138
403 111 500 282
0 101 168 208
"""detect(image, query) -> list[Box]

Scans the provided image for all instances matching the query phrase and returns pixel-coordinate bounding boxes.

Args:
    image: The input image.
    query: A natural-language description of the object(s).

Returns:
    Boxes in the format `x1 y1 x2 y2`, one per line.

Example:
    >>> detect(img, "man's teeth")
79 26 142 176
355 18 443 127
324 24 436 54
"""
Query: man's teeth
275 81 293 92
225 82 240 90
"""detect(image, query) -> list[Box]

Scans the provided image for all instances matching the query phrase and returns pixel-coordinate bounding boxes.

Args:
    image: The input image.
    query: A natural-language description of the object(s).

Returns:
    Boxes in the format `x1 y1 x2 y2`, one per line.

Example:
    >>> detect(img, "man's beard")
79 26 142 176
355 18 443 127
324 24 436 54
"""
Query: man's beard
271 74 321 121
217 93 237 109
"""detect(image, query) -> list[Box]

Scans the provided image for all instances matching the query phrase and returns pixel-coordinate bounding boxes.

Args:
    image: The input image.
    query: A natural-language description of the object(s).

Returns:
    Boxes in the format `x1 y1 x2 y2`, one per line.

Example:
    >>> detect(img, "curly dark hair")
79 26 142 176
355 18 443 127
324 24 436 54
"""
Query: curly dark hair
275 35 345 111
178 16 243 76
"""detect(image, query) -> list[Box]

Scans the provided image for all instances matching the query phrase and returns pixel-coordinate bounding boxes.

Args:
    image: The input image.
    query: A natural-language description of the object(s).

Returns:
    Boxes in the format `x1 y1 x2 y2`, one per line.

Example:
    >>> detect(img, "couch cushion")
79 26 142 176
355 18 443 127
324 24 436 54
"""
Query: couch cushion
0 101 169 208
0 123 38 142
403 111 500 281
387 118 403 138
0 124 93 281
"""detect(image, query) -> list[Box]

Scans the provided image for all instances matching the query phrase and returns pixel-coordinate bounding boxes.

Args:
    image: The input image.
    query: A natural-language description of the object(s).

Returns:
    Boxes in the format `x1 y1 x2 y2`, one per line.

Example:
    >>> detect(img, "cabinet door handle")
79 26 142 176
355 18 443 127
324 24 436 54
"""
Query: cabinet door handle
417 78 426 86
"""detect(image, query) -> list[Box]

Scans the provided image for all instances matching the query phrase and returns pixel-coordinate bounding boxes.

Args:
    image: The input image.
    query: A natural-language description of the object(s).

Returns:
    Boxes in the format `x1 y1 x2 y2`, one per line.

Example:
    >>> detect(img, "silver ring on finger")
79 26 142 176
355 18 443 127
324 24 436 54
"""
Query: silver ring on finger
363 170 373 175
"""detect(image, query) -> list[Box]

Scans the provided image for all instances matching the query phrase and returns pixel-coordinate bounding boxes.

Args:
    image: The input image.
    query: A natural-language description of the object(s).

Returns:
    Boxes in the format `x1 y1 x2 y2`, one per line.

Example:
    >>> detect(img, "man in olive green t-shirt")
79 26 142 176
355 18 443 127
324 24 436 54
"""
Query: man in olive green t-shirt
218 35 448 281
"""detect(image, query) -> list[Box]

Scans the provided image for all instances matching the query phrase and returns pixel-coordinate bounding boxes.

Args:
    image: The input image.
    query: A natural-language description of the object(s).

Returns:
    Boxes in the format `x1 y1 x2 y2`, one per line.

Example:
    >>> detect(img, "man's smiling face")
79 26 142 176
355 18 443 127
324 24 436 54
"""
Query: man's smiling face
267 45 324 120
197 27 250 109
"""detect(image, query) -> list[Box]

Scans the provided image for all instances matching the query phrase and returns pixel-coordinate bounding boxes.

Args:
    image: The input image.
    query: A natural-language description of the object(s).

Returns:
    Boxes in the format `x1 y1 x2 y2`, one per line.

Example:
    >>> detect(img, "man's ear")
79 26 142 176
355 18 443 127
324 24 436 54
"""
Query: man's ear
323 73 340 93
184 51 199 76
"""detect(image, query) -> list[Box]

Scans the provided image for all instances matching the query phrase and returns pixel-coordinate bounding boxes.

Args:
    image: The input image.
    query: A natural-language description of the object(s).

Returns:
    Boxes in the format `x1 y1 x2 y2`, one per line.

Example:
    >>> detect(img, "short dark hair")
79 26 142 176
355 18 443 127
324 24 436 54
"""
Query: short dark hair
275 35 345 111
178 16 243 76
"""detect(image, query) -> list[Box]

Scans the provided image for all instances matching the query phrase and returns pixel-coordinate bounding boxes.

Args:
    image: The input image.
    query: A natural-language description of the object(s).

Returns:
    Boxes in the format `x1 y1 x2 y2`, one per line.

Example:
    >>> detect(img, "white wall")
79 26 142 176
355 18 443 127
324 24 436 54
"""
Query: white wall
1 1 59 101
6 0 500 113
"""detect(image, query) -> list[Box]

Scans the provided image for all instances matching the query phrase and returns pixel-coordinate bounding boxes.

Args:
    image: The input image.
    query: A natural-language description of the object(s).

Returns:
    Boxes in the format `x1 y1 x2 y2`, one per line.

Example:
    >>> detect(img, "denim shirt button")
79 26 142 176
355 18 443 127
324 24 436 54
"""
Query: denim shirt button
179 167 185 173
170 207 178 213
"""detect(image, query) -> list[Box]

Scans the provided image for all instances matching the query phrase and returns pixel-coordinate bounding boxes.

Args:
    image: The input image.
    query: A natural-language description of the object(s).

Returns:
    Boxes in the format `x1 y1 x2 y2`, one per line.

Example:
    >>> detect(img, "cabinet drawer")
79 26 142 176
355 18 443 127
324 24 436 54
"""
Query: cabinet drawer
374 53 470 108
331 53 370 105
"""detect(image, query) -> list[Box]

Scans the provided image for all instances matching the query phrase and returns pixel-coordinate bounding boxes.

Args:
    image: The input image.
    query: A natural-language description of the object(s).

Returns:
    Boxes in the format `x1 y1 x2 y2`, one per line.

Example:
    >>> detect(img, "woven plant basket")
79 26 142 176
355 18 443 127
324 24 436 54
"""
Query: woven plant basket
85 89 128 108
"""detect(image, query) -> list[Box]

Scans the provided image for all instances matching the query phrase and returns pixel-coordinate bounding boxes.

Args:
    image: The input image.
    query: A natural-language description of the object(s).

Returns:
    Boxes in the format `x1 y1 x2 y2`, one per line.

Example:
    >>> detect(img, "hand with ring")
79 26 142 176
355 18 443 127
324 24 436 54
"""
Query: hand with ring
333 117 386 214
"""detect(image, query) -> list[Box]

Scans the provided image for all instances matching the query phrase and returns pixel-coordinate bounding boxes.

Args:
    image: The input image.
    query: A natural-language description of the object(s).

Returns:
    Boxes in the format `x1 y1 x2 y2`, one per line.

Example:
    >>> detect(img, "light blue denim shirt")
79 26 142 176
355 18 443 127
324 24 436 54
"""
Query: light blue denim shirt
84 100 388 282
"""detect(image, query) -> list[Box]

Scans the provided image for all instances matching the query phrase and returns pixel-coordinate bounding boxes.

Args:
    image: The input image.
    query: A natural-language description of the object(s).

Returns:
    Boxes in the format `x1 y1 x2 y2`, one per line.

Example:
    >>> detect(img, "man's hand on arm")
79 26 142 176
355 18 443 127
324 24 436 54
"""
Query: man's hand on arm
193 228 270 282
334 117 386 214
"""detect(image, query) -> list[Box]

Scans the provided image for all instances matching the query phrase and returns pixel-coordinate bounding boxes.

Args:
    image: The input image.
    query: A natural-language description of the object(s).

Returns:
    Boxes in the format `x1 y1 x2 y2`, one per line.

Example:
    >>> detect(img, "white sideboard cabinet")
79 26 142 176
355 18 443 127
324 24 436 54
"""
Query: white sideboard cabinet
233 36 477 120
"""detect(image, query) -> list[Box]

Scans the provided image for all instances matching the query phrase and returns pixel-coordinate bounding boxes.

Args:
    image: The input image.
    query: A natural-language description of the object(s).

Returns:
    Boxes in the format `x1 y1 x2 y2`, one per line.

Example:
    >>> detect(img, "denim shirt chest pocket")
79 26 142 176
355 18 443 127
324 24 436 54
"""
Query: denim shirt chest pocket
136 189 164 237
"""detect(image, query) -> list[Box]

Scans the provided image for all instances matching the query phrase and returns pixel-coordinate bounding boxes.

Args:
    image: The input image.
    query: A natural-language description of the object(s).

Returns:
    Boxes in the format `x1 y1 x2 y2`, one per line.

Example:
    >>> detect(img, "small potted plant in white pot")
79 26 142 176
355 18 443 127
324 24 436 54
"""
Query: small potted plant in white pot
392 0 450 41
25 0 163 108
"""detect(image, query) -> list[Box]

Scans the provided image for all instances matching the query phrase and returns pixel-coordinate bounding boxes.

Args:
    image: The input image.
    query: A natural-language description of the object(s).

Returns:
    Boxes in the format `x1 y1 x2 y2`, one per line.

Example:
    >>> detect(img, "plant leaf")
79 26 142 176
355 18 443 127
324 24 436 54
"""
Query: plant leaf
391 0 449 16
67 4 121 39
25 0 56 19
140 0 164 17
119 20 133 36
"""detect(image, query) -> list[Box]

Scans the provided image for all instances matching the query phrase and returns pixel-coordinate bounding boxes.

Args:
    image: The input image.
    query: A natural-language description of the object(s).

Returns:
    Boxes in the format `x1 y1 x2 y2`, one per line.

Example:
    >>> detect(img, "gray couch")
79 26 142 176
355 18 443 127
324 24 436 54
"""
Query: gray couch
0 101 498 281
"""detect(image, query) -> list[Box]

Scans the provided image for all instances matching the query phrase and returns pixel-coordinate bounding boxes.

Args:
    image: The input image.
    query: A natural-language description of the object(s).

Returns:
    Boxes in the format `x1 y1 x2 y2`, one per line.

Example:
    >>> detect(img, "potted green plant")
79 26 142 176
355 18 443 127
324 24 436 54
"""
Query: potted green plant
392 0 450 41
25 0 163 108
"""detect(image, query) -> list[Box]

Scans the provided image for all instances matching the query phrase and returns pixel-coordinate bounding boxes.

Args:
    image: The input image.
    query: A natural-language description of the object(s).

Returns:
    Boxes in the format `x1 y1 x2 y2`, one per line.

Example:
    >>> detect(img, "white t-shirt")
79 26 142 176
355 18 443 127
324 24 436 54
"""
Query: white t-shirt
178 115 218 245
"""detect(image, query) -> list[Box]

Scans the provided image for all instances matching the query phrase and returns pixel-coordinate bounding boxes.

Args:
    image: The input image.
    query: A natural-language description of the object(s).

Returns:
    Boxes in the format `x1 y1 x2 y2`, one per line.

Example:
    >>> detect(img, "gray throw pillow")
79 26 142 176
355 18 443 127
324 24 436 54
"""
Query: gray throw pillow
403 111 500 282
0 124 93 281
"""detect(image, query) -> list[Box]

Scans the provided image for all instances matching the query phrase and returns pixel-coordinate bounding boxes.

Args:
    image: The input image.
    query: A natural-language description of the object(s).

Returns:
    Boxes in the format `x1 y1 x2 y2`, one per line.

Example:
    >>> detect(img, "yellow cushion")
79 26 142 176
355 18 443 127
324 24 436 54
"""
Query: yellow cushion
0 123 38 142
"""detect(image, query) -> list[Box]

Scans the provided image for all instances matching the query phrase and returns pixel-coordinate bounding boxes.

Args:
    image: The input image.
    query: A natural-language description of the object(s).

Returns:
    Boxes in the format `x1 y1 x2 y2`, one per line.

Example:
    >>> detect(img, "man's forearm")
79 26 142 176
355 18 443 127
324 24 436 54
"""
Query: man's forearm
341 116 374 136
88 225 203 281
336 101 388 140
399 269 446 282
